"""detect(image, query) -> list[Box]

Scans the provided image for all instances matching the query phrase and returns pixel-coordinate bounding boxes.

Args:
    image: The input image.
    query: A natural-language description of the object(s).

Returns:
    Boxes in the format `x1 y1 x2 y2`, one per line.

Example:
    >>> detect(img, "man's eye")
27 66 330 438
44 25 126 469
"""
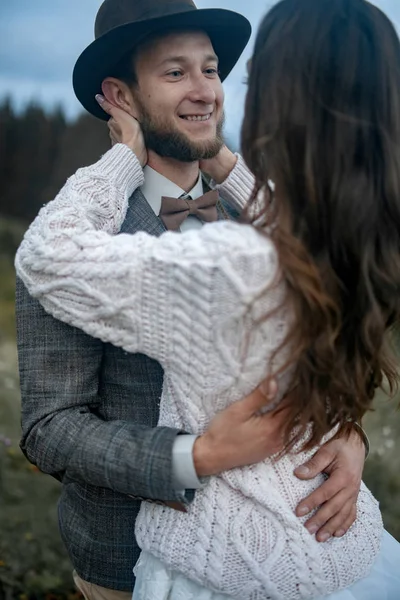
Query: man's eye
205 68 220 76
169 70 183 78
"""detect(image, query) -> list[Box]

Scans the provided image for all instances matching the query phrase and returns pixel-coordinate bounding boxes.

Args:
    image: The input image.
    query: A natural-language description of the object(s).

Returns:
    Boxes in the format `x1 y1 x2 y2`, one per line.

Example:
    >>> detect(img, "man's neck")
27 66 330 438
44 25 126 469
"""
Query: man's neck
147 151 200 192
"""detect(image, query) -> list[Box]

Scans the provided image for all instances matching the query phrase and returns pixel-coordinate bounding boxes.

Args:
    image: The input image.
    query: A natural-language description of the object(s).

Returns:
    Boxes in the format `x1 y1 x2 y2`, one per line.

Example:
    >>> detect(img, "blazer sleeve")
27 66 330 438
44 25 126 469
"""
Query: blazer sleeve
16 276 190 502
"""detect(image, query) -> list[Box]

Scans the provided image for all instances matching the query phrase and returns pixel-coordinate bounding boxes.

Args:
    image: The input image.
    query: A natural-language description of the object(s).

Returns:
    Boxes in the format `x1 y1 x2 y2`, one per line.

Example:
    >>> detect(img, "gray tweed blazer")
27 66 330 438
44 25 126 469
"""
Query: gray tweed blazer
16 186 238 591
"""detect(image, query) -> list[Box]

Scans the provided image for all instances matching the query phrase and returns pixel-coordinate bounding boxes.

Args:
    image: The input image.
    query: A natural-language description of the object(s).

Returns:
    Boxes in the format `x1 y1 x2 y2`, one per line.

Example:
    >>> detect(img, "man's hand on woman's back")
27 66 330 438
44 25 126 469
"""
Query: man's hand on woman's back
195 382 365 544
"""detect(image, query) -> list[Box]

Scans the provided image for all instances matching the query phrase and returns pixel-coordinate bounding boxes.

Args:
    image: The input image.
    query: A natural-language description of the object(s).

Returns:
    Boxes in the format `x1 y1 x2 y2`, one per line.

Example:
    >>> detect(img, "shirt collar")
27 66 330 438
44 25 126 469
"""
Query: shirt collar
141 166 205 216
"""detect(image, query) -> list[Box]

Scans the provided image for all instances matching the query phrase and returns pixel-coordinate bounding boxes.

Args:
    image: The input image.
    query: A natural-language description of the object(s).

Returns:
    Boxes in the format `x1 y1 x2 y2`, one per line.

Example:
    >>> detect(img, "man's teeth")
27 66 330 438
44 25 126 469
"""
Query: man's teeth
183 114 211 121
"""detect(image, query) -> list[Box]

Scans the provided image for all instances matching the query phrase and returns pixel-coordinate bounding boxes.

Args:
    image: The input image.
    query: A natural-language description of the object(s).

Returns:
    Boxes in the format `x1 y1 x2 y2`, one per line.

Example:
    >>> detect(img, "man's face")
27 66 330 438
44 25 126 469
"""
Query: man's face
132 31 225 162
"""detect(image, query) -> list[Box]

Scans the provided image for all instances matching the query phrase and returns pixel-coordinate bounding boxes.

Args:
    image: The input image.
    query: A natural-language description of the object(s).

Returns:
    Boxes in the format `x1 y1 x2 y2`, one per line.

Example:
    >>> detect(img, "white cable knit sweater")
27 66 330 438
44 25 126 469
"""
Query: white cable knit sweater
16 144 383 600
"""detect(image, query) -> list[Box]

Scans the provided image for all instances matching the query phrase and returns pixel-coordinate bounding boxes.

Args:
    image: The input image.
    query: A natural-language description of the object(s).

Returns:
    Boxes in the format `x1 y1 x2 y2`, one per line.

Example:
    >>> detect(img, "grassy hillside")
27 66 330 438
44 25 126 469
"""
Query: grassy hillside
0 344 77 599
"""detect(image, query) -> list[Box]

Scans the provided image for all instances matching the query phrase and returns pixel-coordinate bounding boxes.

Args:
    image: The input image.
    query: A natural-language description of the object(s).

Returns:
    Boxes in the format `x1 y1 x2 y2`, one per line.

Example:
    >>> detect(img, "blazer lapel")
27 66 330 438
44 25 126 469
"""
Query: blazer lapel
120 188 167 237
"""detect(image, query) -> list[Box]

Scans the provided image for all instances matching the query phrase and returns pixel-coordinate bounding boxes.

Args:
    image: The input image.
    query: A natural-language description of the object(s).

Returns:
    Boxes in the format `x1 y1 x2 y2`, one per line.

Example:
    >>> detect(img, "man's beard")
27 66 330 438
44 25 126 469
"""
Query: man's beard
136 99 225 162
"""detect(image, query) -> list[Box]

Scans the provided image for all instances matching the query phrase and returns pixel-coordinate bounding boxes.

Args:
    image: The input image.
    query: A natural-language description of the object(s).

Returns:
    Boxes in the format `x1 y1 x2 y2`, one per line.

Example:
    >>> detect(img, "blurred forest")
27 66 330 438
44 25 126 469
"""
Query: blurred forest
0 97 110 224
0 98 109 599
0 97 399 598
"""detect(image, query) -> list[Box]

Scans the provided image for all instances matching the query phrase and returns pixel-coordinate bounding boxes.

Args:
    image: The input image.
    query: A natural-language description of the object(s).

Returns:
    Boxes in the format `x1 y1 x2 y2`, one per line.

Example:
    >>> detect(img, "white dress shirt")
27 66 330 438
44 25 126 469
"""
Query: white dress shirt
141 165 206 490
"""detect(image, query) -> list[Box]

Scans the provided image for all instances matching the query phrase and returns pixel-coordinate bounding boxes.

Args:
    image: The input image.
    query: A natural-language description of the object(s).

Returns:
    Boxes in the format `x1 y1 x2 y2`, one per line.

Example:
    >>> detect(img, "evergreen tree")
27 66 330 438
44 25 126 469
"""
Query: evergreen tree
0 99 109 223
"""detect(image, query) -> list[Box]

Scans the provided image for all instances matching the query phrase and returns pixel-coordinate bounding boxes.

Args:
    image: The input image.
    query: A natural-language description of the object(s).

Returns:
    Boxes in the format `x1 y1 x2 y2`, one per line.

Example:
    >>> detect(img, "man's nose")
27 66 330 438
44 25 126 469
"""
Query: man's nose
187 74 216 105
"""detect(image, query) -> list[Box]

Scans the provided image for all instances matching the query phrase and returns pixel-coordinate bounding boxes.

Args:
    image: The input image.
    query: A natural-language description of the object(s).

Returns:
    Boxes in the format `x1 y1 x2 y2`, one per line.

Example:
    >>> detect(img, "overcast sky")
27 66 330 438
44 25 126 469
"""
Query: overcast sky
1 0 400 144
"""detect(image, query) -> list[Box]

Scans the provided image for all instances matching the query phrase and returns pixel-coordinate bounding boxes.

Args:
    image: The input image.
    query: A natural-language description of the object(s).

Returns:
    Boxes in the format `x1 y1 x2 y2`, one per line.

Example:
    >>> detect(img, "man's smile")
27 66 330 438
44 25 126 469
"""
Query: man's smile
180 113 212 121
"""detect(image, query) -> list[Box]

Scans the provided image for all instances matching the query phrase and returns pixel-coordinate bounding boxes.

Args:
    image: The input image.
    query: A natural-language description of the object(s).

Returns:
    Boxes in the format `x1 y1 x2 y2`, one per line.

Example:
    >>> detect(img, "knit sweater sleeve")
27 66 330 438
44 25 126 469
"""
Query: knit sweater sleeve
211 153 255 212
15 144 278 368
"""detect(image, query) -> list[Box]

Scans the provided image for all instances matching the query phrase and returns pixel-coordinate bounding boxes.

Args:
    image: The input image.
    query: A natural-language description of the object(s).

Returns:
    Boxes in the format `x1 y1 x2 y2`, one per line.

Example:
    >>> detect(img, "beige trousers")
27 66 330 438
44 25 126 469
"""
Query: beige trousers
73 571 132 600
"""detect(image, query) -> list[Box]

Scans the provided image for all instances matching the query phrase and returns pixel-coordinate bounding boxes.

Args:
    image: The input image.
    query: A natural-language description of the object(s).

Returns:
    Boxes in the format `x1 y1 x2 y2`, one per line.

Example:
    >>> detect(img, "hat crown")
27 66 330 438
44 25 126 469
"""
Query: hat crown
95 0 197 37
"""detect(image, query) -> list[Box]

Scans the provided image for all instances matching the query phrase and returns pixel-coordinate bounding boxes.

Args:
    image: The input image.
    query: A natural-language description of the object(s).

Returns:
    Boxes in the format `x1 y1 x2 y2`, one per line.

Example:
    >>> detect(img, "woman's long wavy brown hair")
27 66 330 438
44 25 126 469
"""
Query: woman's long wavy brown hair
242 0 400 451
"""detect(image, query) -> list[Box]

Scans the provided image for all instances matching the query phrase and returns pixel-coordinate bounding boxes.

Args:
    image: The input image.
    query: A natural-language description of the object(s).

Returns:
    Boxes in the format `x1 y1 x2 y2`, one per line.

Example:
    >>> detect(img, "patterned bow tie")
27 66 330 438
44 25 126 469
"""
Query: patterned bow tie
159 190 219 231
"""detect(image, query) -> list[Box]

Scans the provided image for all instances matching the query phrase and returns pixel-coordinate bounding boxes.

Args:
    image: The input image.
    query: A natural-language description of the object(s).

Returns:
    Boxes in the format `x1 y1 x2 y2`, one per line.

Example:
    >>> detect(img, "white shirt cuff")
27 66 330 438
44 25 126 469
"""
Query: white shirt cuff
172 434 206 490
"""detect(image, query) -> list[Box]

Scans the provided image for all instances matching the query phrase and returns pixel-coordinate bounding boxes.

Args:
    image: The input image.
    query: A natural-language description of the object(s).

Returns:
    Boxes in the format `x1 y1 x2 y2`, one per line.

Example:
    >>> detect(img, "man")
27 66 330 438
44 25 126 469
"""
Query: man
15 1 368 598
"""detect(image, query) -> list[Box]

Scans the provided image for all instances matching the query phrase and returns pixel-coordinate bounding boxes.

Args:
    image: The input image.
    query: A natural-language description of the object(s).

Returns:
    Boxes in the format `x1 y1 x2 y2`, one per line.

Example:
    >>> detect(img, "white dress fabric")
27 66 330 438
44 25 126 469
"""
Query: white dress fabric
15 144 400 600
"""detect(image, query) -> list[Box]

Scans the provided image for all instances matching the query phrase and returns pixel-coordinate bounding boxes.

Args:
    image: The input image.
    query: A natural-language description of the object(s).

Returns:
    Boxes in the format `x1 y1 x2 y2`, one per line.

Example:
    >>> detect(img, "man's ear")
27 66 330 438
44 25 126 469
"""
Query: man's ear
101 78 140 119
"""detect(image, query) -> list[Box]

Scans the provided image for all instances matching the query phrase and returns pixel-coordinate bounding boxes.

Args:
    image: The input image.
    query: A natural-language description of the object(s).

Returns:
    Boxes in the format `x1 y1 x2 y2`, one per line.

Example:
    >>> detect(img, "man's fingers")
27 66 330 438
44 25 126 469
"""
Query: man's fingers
258 378 278 401
294 447 334 480
238 389 267 414
301 490 353 540
241 378 278 414
306 497 356 542
333 503 357 538
296 470 347 517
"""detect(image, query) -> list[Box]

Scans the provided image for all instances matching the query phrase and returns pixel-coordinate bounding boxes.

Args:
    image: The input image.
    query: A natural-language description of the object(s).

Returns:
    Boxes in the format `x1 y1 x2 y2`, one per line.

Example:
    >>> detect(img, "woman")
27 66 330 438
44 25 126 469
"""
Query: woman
15 0 400 598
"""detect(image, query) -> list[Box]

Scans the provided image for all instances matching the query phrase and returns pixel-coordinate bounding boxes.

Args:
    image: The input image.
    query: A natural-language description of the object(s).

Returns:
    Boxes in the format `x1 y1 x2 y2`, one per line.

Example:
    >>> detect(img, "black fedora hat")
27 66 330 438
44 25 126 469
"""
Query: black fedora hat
73 0 252 120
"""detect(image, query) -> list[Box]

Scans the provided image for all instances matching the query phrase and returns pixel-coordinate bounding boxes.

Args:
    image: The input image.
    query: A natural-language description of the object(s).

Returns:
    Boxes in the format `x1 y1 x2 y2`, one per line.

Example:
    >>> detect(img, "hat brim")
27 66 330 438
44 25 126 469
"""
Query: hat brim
73 8 251 120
